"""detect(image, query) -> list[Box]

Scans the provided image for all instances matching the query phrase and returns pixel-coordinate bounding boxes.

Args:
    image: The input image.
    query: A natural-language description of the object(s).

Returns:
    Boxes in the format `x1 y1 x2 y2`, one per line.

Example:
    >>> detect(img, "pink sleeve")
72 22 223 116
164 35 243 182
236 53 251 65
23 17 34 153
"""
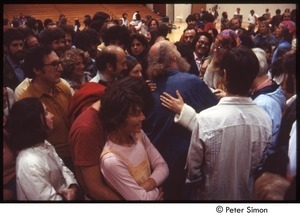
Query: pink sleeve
140 131 169 186
100 153 159 200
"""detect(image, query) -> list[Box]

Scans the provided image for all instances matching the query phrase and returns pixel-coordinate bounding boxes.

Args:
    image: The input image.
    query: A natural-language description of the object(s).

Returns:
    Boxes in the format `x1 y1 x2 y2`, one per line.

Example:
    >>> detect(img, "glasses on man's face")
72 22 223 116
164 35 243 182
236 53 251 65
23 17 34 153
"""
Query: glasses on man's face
197 40 210 47
43 60 62 70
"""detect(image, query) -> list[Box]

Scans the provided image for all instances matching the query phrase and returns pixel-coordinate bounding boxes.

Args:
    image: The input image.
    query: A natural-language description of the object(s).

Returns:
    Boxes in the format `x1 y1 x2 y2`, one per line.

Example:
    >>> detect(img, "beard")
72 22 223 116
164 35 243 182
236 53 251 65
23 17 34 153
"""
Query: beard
8 50 24 62
146 62 165 79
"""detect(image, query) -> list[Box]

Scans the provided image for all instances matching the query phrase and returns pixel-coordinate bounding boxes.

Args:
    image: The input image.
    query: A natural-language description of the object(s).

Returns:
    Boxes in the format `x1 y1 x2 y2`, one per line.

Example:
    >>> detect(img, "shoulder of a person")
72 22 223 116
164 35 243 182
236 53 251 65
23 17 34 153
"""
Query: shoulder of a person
57 79 73 93
17 148 43 166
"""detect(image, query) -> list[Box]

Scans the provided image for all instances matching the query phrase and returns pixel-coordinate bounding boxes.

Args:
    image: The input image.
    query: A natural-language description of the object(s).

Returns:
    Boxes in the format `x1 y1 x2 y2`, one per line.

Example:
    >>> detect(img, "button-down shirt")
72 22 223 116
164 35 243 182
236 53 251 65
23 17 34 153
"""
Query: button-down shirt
186 97 272 200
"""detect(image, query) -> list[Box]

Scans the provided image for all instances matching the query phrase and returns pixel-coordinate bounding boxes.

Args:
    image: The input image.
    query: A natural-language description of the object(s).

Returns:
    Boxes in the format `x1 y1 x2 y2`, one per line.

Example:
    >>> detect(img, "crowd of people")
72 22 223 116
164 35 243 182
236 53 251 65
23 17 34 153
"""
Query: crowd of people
3 6 296 201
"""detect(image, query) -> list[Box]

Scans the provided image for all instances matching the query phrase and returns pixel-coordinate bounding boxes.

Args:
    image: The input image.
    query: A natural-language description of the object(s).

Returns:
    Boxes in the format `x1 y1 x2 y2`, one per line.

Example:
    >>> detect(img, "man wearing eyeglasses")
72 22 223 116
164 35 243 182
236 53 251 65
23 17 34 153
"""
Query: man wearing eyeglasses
18 44 75 174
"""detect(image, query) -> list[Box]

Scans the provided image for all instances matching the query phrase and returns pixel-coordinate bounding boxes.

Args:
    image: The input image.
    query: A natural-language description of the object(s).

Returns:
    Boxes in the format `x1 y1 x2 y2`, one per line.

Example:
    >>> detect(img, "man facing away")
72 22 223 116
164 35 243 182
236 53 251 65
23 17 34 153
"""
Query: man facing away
185 46 272 200
143 40 218 200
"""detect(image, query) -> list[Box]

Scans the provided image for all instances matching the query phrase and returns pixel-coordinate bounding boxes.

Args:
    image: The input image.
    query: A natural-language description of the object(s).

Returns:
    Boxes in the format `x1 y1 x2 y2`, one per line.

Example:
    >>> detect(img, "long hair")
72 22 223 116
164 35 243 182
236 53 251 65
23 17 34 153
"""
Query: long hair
5 97 48 153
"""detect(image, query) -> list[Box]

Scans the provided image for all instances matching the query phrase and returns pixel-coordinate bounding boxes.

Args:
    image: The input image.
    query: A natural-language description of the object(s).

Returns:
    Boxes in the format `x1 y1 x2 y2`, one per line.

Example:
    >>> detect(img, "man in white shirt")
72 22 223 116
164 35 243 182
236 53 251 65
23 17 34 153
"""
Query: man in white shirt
248 10 259 25
185 46 272 200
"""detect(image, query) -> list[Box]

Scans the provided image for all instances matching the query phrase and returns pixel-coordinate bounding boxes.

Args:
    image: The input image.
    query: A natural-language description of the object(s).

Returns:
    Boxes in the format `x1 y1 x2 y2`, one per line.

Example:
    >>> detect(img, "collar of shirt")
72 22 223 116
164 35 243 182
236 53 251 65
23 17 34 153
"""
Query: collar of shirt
193 52 203 70
7 55 25 82
219 96 256 105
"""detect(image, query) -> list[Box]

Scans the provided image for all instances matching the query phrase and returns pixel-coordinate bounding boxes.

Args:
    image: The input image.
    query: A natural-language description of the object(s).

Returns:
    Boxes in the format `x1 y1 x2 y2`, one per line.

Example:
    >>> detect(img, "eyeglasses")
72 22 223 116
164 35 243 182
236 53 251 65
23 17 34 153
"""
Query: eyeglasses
197 40 210 47
43 60 62 70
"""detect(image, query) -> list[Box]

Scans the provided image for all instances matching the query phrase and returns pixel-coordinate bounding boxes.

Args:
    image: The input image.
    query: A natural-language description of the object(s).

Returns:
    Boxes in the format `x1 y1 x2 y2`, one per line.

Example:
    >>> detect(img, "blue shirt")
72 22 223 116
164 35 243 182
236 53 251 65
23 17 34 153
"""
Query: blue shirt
143 69 218 199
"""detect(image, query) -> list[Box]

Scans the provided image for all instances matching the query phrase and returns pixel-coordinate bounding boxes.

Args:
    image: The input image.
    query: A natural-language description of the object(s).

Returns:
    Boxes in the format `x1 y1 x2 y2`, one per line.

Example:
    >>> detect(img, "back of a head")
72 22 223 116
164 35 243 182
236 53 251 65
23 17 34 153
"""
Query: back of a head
252 47 268 76
282 50 296 95
147 40 190 78
60 24 75 38
220 46 259 96
102 25 130 47
217 29 241 49
185 14 196 23
26 17 37 29
90 11 110 33
158 23 169 38
92 11 110 23
152 40 177 67
39 27 65 45
74 28 100 51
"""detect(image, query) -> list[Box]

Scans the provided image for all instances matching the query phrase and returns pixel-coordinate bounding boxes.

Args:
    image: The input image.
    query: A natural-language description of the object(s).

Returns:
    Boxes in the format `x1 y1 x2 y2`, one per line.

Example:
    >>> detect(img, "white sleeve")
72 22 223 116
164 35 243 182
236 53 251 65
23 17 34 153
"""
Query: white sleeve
287 121 297 178
49 143 78 188
185 121 204 184
174 103 198 132
16 154 63 200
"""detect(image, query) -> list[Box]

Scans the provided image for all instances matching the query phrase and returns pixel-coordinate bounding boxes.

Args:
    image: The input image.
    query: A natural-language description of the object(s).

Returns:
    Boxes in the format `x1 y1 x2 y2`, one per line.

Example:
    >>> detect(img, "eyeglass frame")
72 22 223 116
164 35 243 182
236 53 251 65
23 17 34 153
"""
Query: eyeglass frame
43 60 62 70
197 40 210 47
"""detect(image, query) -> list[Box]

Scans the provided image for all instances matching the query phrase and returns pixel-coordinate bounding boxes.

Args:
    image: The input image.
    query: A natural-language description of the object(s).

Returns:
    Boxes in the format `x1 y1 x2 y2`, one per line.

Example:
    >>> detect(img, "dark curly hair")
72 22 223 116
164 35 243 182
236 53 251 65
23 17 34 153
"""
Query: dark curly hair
99 77 153 132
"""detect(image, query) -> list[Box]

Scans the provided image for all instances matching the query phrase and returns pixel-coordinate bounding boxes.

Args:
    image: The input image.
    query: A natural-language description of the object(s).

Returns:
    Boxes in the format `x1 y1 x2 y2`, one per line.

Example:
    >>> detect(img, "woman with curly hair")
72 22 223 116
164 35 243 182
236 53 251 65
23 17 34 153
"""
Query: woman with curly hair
61 48 92 92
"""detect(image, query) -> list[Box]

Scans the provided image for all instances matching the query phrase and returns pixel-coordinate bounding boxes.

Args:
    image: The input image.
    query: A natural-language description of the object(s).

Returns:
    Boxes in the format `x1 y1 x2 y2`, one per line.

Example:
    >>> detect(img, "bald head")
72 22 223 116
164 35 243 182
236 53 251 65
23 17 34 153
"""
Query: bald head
147 40 190 79
96 45 127 81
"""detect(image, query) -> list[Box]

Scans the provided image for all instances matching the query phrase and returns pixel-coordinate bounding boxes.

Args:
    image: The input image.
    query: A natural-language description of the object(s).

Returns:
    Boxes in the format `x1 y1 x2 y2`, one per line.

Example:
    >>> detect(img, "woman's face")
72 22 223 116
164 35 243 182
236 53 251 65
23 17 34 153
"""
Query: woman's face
150 20 158 30
129 63 143 78
122 105 145 134
73 56 85 77
274 25 283 38
42 103 54 130
131 38 145 56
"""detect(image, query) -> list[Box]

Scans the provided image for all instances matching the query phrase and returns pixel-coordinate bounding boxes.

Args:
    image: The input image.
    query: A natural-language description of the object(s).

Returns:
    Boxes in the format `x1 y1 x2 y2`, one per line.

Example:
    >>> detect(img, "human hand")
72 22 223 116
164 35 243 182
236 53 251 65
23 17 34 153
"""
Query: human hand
58 184 80 201
145 80 157 92
155 187 164 200
160 90 184 115
213 89 226 100
140 178 157 192
253 172 290 200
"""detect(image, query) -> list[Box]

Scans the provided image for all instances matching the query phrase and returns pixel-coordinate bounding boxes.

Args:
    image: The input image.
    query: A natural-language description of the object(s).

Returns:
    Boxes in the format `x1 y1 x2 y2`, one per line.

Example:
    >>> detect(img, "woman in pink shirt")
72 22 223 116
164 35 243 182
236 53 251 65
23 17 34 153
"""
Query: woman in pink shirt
99 77 169 200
